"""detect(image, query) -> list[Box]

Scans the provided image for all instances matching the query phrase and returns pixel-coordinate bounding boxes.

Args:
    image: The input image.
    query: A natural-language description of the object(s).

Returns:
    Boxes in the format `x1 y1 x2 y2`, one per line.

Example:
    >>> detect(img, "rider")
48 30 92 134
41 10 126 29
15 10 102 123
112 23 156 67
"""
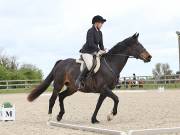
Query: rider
76 15 107 89
133 73 136 84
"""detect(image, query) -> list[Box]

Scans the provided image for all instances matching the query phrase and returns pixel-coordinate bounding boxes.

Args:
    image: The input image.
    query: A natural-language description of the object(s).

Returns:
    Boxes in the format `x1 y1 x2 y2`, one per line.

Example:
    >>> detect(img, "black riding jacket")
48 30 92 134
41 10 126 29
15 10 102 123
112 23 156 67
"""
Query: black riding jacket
80 25 104 54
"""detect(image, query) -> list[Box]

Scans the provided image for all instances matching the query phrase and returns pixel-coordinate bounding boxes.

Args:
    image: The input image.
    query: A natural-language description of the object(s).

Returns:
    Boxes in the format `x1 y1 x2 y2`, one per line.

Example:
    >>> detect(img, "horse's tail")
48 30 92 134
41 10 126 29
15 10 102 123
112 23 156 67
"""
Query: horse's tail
27 60 62 102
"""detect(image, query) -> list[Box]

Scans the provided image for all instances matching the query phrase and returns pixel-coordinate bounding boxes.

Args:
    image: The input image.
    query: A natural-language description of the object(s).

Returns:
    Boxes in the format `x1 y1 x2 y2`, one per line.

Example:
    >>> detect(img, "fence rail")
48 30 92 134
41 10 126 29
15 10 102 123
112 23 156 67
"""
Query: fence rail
0 80 42 89
0 74 180 90
118 74 180 89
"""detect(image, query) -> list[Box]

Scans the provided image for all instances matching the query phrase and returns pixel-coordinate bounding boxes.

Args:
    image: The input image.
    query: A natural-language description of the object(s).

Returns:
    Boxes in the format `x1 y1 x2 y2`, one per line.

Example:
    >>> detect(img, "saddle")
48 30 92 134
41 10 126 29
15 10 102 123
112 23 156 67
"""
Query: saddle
76 55 101 74
76 54 103 91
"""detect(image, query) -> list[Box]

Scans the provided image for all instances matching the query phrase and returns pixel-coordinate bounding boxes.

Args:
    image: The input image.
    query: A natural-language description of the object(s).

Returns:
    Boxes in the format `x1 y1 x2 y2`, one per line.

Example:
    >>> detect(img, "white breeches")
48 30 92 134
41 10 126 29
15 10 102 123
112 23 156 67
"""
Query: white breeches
81 53 94 71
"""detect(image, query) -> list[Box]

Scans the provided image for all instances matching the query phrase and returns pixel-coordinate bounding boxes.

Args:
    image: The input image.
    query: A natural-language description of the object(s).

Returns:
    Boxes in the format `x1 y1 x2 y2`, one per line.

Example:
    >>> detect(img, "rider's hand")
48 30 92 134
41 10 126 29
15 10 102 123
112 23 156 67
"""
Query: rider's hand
101 49 106 53
98 50 106 56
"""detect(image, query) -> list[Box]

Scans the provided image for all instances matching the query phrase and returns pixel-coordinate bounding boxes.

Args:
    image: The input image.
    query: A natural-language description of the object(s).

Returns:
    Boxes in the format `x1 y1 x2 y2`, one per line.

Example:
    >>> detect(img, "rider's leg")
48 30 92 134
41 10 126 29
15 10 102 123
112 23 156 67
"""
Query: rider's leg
75 66 89 89
76 53 93 89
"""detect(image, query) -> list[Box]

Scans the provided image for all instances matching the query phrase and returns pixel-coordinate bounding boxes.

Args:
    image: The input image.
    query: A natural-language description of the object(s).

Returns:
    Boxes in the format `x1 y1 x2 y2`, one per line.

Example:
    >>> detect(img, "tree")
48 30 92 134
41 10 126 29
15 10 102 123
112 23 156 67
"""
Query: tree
0 51 43 80
0 54 18 70
152 63 172 79
19 64 43 80
0 65 9 80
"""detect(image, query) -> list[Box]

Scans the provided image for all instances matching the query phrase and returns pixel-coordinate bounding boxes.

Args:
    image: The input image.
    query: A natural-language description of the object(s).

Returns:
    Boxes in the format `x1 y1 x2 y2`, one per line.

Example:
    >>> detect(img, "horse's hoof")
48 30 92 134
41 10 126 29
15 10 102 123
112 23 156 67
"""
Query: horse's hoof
48 114 52 121
112 109 117 116
107 112 114 121
91 118 100 124
56 115 62 121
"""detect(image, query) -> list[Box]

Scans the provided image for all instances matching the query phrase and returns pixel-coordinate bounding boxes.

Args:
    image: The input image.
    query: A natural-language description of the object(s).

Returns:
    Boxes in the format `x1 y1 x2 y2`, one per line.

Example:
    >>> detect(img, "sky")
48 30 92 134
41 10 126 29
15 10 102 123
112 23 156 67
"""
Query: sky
0 0 180 78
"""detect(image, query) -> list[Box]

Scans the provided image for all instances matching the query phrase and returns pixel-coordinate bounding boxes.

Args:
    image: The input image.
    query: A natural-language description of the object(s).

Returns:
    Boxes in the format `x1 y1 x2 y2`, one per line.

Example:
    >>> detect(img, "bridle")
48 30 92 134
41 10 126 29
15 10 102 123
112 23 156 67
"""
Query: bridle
101 44 147 78
102 52 141 79
108 42 147 59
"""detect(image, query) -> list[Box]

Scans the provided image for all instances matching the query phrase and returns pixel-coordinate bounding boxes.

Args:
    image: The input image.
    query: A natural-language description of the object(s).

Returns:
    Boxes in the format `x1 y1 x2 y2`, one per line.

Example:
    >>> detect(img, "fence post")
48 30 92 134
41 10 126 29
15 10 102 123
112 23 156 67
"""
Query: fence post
124 77 126 89
25 80 27 88
6 80 9 89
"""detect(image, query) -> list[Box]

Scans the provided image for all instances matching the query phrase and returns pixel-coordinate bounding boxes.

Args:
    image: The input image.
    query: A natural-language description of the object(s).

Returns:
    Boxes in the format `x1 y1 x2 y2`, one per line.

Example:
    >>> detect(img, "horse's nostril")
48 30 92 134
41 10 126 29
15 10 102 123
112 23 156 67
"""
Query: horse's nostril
148 55 152 59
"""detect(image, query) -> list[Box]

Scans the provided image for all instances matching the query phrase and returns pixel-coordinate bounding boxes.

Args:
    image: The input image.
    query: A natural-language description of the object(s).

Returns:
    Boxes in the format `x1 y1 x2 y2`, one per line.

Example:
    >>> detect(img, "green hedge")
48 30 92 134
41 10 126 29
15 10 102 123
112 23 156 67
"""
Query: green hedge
0 64 42 80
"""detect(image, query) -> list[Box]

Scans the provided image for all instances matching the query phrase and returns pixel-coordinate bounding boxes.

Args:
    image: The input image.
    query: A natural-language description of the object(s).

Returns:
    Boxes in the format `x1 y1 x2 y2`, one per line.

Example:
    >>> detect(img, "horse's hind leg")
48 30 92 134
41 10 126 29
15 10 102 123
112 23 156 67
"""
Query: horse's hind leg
48 84 63 121
57 87 75 121
48 90 58 121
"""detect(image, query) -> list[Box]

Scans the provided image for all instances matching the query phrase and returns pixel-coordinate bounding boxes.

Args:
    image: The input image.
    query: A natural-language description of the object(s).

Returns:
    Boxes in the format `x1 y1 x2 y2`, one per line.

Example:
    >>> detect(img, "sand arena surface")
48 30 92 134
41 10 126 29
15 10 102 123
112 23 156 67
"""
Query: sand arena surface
0 90 180 135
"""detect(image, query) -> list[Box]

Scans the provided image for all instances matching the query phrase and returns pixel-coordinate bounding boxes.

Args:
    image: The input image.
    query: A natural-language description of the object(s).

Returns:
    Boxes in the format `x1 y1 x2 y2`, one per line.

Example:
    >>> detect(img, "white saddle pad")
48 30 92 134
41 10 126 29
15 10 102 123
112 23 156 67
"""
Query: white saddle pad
76 56 101 73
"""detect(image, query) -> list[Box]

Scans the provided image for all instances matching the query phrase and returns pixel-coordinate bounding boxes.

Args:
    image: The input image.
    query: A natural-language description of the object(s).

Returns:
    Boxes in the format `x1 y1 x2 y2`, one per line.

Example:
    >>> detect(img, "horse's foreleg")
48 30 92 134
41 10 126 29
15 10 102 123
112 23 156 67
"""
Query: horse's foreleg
91 93 106 124
105 89 119 121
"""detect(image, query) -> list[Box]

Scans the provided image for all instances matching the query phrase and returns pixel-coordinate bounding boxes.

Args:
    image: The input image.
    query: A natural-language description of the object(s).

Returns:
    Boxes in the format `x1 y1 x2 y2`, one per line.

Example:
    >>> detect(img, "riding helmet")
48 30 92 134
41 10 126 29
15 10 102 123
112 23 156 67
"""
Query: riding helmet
92 15 106 24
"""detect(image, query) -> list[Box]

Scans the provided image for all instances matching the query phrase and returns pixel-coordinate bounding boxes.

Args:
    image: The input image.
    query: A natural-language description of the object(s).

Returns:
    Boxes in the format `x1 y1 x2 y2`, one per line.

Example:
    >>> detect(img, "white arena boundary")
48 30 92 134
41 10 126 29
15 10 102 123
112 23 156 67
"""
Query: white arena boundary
47 121 126 135
128 127 180 135
47 121 180 135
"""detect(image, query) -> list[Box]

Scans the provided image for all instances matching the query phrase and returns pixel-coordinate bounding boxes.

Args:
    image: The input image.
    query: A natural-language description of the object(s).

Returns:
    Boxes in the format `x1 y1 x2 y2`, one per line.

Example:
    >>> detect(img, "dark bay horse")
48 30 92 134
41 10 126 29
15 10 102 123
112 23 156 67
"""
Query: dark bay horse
27 33 152 124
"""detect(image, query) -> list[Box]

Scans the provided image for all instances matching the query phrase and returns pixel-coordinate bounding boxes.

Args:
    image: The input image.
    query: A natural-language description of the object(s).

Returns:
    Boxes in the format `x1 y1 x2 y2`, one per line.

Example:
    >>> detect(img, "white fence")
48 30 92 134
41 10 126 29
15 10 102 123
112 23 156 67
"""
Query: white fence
0 74 180 90
118 74 180 89
0 80 41 89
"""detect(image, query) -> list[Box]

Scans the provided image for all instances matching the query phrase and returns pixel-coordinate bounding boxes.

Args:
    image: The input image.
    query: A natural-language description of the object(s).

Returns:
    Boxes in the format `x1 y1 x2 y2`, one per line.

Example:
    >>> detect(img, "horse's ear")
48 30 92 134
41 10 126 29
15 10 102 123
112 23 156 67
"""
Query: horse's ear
132 33 137 39
136 33 139 38
132 32 139 39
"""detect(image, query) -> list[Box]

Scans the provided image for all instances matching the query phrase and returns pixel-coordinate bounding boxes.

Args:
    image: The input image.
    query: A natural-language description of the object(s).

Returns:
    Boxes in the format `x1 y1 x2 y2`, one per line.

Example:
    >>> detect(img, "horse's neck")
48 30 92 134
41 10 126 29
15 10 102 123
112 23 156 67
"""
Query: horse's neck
105 51 129 75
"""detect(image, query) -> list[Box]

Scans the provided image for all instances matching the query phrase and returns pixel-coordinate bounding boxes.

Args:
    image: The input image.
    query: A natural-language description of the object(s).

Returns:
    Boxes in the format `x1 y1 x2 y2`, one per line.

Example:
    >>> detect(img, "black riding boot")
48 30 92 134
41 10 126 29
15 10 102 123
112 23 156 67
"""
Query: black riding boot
76 67 89 90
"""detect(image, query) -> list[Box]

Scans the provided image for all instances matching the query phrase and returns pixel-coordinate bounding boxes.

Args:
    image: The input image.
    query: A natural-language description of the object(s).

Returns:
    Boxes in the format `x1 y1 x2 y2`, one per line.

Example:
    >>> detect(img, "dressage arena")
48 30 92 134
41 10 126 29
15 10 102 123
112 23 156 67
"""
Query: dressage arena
1 90 180 135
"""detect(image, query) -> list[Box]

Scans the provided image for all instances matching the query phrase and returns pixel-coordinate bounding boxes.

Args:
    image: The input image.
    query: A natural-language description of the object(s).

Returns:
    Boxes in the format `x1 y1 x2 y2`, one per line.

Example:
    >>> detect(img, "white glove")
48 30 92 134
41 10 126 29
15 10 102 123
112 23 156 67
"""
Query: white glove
98 50 106 56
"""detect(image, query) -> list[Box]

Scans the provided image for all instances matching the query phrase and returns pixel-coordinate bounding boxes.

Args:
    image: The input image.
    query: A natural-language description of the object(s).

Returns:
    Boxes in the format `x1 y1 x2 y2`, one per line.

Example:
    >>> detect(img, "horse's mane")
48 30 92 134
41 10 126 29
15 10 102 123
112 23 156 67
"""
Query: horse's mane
107 36 133 55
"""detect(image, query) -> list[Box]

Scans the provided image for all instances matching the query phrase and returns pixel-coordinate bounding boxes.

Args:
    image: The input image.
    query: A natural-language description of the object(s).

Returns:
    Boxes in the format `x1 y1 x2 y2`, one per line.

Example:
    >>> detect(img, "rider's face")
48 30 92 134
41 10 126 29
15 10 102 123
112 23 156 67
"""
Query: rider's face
95 22 103 30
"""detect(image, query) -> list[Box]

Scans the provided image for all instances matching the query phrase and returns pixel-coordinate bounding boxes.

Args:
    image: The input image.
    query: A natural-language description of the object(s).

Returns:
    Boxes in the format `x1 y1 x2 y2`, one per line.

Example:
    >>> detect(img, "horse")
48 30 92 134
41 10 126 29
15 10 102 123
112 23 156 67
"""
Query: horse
127 79 144 88
27 33 152 124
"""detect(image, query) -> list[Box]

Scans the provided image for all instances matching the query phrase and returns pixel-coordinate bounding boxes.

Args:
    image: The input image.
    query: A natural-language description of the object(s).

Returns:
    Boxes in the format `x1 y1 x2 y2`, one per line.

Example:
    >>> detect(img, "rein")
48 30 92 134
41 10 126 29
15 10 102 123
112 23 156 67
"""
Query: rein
110 53 135 58
103 57 119 83
103 57 116 77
